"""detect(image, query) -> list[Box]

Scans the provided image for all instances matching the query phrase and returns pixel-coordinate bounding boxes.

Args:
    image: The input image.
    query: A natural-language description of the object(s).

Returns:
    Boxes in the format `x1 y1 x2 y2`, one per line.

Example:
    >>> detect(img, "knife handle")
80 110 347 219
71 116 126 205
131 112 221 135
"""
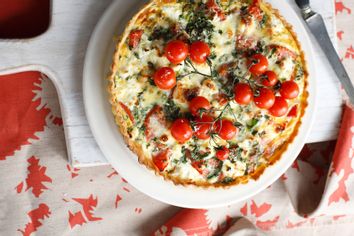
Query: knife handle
308 14 354 104
295 0 310 9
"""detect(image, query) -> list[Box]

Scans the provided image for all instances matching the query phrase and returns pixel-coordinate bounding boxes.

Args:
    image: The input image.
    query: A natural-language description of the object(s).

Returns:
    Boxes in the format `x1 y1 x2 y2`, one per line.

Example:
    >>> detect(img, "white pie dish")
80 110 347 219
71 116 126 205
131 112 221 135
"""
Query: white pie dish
83 0 317 208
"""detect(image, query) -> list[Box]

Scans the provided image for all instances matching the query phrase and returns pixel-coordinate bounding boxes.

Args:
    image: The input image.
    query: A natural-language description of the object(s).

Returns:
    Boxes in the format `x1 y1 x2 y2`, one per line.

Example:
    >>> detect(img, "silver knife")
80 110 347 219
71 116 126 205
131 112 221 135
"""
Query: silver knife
295 0 354 105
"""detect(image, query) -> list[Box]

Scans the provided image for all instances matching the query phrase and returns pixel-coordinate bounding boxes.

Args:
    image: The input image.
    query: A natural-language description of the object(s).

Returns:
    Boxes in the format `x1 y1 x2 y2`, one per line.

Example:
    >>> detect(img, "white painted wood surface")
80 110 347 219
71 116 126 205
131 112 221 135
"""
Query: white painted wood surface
0 0 342 167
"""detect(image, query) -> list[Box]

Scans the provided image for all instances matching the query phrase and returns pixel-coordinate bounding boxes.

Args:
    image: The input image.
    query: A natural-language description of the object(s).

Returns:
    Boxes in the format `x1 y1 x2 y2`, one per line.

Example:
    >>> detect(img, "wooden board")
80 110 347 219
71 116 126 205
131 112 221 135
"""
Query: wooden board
0 0 342 167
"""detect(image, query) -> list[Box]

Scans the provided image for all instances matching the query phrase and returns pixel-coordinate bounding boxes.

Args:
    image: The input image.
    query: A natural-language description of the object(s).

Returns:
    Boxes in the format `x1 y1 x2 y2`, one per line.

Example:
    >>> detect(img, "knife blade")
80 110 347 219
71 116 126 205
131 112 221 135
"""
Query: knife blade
295 0 354 105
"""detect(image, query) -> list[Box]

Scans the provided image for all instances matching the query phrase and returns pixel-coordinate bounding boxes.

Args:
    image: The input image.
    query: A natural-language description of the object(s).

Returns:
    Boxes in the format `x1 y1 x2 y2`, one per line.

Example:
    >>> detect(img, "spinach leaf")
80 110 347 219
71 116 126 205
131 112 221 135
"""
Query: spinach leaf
221 177 235 184
149 27 174 41
207 160 223 179
164 99 181 121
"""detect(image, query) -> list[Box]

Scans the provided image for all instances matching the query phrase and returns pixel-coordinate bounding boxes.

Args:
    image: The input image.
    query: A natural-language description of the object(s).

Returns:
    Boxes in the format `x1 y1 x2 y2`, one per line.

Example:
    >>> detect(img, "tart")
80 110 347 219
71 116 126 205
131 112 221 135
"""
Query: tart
108 0 308 187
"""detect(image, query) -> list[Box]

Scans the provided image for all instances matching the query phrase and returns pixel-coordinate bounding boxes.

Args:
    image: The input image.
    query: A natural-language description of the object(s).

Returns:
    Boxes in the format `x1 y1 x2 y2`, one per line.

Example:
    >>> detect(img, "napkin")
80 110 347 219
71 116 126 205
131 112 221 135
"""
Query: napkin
154 105 354 235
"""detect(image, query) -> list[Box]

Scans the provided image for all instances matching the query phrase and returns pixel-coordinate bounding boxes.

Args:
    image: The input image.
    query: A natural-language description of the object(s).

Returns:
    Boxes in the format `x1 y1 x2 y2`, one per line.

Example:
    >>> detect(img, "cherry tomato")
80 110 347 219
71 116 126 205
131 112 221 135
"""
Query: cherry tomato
119 102 135 123
234 83 253 105
194 115 214 140
152 150 169 171
165 40 189 64
254 88 275 109
261 71 278 87
189 96 211 117
171 118 193 143
280 81 299 99
153 67 176 90
248 54 268 76
190 41 211 64
192 160 204 174
269 96 288 117
287 105 298 117
216 147 230 161
128 29 143 48
206 0 226 20
214 119 238 140
248 0 263 21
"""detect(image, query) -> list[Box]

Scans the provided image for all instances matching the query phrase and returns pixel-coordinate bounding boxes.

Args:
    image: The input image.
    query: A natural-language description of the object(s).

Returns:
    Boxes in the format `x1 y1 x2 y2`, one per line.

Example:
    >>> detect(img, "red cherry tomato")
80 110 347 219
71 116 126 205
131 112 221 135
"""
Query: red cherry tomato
254 88 275 109
152 150 170 171
190 41 211 64
189 96 211 117
171 118 193 143
128 29 143 48
214 119 238 140
248 0 263 21
269 96 288 117
119 102 135 123
165 40 189 64
248 54 269 76
280 81 299 99
234 83 253 105
206 0 226 20
287 105 298 117
192 160 204 174
261 71 278 87
216 147 230 161
194 115 214 140
153 67 176 90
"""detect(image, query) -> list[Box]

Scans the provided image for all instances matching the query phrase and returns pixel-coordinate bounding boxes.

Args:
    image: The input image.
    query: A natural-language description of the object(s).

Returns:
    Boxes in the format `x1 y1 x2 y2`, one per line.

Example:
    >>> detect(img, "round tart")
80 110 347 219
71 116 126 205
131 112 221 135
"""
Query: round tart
108 0 308 187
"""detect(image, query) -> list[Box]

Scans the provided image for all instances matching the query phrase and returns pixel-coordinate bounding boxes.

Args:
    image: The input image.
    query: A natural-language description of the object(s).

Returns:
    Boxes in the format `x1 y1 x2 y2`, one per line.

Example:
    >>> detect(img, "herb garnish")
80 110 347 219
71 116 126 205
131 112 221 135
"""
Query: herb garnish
185 10 214 43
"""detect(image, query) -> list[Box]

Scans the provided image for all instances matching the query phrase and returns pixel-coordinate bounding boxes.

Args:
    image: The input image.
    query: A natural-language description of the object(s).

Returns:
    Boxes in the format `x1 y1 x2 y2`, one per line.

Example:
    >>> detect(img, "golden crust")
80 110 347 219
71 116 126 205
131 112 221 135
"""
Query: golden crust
107 0 309 188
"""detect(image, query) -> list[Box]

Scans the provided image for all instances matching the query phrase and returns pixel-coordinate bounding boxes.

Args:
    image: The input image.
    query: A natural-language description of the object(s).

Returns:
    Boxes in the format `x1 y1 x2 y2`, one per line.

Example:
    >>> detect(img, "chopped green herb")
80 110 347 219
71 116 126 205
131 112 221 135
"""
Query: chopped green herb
247 118 259 129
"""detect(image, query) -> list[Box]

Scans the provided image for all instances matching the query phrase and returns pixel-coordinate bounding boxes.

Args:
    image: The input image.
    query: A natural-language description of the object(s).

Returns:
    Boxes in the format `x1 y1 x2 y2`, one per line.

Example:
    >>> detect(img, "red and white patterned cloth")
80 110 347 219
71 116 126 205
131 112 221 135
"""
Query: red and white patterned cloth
1 1 354 235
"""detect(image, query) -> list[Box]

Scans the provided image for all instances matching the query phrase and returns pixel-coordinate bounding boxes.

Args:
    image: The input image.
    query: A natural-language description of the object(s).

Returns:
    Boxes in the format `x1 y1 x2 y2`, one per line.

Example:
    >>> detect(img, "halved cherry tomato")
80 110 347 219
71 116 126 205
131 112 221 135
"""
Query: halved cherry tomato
269 96 288 117
190 41 211 64
248 0 263 21
119 102 135 123
261 71 278 87
153 67 176 90
248 54 268 76
128 29 143 48
254 88 275 109
144 105 165 141
269 44 297 60
280 81 299 99
194 115 214 140
192 160 204 174
206 0 226 21
216 147 230 161
165 40 189 64
287 105 298 117
234 83 253 105
152 149 170 171
171 118 193 143
214 119 238 140
189 96 211 117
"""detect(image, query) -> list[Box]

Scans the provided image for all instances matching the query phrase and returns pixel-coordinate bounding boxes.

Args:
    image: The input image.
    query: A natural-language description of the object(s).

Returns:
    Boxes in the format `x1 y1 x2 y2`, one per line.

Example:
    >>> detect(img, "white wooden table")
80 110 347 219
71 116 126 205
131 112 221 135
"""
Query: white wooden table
0 0 342 167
